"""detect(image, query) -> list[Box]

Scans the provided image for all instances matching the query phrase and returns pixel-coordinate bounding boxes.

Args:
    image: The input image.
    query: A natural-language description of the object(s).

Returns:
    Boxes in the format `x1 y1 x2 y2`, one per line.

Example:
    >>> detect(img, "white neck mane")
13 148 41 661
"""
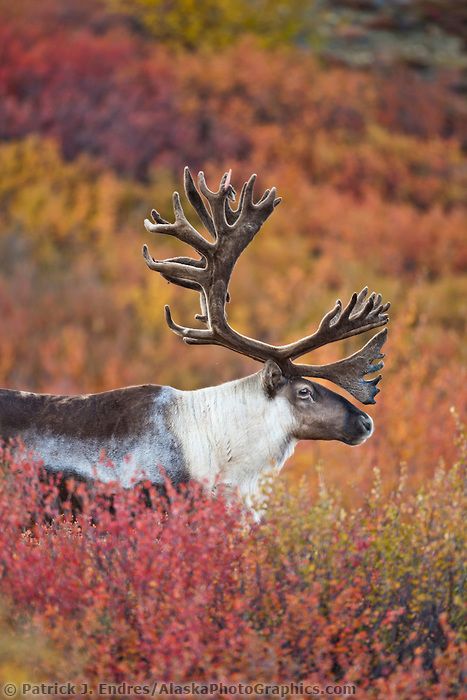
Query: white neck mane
169 372 297 506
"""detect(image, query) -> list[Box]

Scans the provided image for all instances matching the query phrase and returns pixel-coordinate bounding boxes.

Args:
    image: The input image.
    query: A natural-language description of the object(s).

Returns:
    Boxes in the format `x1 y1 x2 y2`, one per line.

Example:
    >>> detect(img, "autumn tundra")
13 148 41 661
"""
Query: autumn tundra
0 168 389 512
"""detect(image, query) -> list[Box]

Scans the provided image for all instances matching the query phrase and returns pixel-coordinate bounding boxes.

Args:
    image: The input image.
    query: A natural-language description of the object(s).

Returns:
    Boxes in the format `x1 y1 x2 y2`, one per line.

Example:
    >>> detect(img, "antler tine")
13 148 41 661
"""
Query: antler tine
225 179 281 226
164 305 212 341
197 170 280 245
144 190 213 257
225 182 245 225
277 288 390 361
142 244 206 283
197 170 236 237
228 181 247 219
291 329 388 405
157 256 206 291
183 167 216 239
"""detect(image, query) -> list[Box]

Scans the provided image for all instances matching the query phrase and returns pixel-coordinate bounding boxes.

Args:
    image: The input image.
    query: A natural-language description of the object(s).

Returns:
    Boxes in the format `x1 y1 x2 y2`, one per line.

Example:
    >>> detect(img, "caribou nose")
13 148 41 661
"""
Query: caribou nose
359 414 373 434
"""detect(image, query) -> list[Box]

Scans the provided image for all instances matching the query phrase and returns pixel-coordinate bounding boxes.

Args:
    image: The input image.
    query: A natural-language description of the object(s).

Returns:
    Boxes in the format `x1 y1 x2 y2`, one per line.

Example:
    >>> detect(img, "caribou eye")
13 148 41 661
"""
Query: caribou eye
297 387 313 400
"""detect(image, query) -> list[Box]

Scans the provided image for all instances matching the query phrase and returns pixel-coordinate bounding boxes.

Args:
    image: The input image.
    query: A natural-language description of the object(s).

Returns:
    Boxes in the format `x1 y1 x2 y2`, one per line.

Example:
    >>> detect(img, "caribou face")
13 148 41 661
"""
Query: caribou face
290 380 374 445
262 360 374 446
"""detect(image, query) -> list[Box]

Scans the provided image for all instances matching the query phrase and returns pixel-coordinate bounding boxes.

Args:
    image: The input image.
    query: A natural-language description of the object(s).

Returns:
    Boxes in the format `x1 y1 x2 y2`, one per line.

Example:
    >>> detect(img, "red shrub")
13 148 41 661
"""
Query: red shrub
0 443 464 695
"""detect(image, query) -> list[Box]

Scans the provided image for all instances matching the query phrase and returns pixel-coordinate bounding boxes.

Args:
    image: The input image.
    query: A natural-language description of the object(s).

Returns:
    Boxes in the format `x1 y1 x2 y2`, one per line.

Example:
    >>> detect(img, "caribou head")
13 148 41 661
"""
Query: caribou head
143 168 389 451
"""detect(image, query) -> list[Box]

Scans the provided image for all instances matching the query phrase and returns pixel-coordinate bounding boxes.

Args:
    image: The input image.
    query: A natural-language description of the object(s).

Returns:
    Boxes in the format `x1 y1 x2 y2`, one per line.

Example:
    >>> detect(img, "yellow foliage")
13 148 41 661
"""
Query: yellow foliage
0 605 67 684
106 0 324 49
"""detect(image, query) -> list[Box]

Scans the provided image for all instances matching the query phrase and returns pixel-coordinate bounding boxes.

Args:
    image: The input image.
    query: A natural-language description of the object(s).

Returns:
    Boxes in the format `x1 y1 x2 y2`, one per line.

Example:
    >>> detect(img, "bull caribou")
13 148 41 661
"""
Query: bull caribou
0 168 389 510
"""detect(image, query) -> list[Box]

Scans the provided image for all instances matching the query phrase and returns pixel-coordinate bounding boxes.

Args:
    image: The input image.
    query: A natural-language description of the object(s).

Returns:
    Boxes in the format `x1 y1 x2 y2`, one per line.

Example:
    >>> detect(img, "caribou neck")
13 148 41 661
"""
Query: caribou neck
171 372 297 493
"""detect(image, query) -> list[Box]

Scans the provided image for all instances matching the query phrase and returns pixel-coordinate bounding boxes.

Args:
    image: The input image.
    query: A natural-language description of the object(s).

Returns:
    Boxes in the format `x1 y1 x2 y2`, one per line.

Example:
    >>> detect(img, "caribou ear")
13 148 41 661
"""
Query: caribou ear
262 360 284 398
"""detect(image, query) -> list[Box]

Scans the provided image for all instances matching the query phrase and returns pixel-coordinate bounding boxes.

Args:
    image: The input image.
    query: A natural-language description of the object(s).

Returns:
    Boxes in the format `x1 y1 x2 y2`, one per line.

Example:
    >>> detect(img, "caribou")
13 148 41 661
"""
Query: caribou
0 168 389 511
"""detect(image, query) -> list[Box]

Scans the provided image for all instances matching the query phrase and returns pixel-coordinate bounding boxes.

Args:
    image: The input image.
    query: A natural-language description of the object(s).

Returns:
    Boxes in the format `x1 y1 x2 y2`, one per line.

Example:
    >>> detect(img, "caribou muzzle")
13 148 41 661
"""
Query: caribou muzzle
343 411 374 445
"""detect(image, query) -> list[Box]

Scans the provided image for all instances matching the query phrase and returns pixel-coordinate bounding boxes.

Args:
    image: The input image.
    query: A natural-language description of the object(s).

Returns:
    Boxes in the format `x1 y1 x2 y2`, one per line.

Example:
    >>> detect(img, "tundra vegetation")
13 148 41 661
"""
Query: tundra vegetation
0 0 465 695
0 439 465 696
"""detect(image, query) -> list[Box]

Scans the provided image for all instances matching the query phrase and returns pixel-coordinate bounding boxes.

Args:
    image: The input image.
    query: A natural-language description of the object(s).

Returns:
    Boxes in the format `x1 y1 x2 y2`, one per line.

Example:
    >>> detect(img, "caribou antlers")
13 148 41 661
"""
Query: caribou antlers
143 168 390 404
